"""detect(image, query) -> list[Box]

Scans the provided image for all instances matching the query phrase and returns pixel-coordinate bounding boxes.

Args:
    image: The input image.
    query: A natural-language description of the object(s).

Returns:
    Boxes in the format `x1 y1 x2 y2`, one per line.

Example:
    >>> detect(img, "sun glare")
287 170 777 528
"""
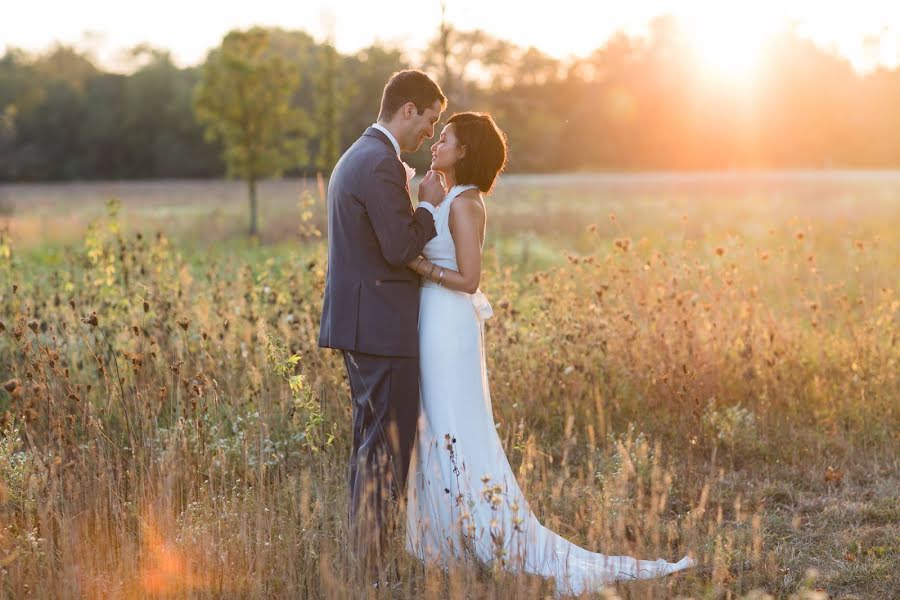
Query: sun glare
678 10 777 88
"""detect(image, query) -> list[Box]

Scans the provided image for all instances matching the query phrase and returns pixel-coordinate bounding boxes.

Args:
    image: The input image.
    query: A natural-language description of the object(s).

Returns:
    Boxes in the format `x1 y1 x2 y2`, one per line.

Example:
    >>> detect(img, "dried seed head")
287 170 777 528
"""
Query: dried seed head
177 318 190 331
715 247 725 256
81 312 99 327
27 321 38 334
143 301 150 313
2 379 18 393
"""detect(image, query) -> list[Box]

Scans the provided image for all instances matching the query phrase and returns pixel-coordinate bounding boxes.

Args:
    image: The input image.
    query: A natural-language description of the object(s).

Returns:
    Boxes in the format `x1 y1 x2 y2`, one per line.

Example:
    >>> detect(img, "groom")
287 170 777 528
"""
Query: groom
318 70 446 573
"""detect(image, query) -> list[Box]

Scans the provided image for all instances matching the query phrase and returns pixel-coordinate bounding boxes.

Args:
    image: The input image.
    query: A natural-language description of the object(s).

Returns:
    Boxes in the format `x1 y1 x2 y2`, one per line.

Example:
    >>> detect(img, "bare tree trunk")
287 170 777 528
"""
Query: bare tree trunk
248 177 258 237
439 0 452 100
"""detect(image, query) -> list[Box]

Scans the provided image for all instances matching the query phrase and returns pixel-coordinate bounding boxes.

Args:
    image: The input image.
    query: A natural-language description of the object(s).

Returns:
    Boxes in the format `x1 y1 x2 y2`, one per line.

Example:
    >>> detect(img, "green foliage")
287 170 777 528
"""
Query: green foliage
0 419 33 515
4 24 900 181
0 45 223 179
194 28 310 236
0 227 13 285
194 28 309 183
0 104 15 166
311 44 351 172
702 400 760 453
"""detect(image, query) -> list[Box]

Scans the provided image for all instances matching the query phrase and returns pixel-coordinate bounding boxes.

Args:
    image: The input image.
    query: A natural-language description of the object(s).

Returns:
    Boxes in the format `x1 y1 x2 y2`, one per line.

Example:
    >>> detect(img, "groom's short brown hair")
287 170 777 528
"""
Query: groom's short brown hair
378 70 447 121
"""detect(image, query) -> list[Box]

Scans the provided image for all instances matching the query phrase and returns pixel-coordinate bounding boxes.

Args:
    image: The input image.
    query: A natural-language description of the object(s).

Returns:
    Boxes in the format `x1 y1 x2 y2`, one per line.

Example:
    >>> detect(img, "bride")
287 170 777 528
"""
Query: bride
404 112 695 595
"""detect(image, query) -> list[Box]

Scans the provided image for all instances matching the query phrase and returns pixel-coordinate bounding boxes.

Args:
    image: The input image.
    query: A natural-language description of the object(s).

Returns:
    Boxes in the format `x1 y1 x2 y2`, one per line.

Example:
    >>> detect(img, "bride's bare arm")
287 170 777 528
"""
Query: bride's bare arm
405 190 485 294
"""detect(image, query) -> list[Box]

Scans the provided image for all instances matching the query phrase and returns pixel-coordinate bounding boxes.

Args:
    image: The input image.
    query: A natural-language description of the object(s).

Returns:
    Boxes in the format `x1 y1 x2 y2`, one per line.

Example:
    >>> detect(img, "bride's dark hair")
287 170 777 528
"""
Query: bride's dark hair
446 112 508 194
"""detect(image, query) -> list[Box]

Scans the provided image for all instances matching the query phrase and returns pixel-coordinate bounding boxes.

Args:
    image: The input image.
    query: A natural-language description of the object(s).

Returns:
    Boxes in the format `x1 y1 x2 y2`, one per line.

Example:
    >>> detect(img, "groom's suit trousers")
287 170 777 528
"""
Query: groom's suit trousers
342 350 418 564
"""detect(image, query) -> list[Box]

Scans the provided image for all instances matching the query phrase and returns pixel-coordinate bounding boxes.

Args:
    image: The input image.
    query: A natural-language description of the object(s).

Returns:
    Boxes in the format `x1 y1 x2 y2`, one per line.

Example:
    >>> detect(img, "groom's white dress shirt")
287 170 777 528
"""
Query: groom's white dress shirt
372 122 400 156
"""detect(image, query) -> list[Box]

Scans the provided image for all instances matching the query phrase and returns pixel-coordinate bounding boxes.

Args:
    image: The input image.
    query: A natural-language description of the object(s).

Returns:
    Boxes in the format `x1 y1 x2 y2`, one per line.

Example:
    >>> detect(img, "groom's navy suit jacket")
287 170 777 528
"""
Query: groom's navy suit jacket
318 127 437 357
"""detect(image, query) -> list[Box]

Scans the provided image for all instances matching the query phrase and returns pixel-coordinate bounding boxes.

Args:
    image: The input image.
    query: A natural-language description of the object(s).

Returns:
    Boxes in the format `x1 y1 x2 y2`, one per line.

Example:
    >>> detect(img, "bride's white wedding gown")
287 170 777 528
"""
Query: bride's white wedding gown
406 184 695 595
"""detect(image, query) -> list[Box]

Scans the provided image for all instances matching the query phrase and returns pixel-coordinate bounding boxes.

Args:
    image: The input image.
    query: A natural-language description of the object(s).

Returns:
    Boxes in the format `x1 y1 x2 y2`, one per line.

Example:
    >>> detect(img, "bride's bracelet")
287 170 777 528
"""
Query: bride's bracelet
428 263 436 280
438 269 445 286
414 256 425 274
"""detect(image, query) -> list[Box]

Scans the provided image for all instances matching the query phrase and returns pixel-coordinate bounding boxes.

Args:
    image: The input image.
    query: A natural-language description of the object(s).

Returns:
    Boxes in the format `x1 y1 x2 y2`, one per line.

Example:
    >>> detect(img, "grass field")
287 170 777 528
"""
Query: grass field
0 172 897 598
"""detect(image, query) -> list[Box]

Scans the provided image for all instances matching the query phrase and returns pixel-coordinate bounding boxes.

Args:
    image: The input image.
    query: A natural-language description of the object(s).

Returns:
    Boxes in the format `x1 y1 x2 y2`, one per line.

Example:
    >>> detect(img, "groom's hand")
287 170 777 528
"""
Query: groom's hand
418 170 445 208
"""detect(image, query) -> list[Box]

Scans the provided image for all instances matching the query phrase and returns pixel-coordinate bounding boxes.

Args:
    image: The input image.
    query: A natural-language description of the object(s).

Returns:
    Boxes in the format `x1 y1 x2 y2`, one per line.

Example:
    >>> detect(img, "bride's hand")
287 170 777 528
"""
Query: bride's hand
418 170 446 208
407 256 427 276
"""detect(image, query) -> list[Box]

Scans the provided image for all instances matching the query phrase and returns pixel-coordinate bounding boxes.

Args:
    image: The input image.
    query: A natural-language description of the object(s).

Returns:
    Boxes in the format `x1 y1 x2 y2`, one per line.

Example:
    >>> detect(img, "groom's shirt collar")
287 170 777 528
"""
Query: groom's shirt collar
371 122 401 156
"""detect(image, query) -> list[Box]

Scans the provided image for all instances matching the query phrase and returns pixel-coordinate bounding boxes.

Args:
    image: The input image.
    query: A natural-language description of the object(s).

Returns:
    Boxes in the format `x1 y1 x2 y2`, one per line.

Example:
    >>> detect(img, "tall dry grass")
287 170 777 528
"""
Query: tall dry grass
0 175 896 598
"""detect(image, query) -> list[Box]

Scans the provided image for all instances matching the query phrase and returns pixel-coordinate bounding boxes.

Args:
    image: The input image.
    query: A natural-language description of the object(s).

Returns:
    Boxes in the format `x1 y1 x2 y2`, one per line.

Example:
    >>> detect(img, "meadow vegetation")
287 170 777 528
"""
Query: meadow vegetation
0 173 896 598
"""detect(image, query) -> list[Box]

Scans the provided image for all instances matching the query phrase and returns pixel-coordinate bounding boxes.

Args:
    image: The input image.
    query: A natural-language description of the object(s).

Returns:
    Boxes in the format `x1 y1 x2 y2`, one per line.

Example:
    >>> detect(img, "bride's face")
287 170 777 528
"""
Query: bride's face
430 124 466 174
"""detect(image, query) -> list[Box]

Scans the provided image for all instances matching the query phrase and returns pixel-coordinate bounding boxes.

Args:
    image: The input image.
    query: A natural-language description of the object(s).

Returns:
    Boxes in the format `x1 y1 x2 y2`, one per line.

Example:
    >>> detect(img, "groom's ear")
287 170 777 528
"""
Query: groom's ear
402 102 416 120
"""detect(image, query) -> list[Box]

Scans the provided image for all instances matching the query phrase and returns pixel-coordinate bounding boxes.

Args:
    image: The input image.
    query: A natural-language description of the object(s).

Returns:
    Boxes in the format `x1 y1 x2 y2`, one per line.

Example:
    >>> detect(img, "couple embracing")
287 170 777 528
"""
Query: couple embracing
318 70 694 595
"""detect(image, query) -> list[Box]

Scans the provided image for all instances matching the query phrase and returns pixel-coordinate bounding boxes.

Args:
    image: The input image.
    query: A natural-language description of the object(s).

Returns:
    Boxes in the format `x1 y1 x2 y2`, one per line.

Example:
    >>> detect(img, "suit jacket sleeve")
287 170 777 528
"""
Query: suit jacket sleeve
366 155 437 267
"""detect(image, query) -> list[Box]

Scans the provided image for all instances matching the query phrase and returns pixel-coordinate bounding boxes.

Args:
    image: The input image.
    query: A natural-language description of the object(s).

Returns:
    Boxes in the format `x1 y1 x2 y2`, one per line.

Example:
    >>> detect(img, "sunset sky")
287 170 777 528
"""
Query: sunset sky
2 0 898 75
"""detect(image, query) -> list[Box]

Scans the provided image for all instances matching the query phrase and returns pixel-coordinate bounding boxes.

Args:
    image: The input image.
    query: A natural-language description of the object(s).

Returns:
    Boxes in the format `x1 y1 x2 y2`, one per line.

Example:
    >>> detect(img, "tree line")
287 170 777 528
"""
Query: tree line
2 16 900 182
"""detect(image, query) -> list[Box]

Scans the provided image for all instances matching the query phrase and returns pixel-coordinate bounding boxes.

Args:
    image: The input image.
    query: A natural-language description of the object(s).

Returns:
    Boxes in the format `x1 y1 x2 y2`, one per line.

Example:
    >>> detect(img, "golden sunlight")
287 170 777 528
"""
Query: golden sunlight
137 508 214 596
678 9 777 87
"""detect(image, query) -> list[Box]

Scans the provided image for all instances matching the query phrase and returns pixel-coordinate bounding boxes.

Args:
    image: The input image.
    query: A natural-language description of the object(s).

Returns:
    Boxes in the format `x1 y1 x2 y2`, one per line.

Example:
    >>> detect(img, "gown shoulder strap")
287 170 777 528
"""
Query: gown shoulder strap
443 184 479 211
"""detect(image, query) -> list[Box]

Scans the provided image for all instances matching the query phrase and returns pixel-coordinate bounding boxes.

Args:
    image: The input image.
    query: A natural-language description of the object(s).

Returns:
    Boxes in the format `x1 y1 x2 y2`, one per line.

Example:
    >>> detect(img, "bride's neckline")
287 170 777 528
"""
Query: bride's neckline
444 184 478 201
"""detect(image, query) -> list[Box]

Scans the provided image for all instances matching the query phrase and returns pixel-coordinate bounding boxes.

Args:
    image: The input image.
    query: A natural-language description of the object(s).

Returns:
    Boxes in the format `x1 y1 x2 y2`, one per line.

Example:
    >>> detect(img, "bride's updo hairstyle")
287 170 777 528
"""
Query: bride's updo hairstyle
446 112 508 194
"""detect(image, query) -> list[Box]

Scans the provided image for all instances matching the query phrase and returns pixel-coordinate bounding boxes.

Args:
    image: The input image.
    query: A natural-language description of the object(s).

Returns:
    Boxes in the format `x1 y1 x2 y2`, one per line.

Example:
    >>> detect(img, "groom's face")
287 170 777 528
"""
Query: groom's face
400 100 443 153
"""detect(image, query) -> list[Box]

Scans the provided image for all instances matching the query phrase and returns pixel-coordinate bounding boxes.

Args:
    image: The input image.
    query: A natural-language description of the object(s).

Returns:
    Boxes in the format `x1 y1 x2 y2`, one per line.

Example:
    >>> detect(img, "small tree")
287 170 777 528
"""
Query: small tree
312 42 346 173
194 28 308 237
